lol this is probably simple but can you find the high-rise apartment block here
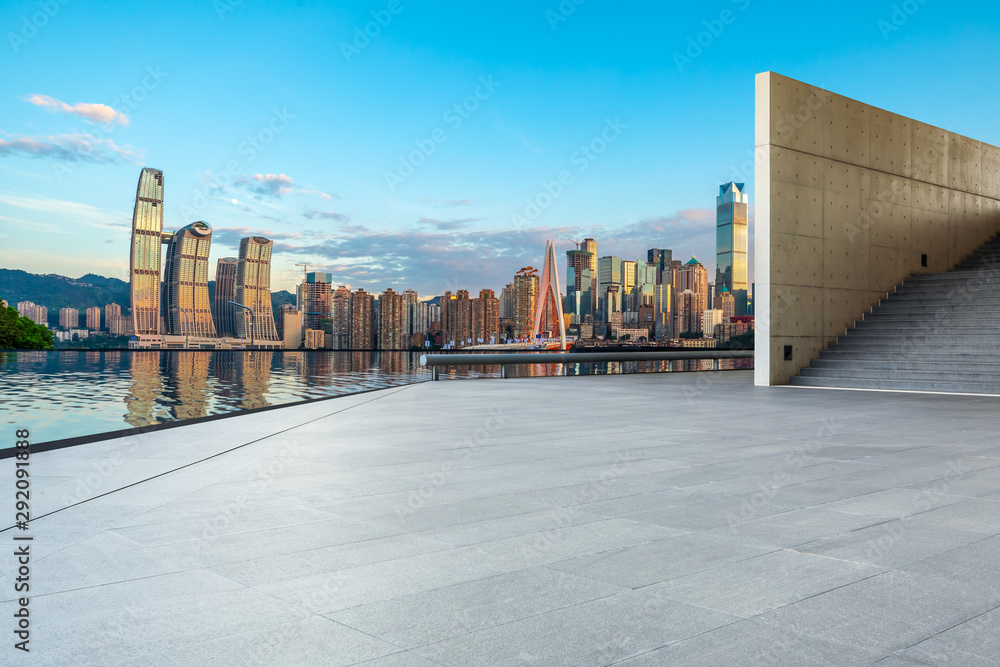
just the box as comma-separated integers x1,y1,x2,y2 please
500,284,515,319
304,329,324,350
378,288,407,349
275,302,295,339
350,289,375,350
163,221,216,337
472,289,500,343
331,285,352,349
86,307,101,330
702,309,725,336
513,269,538,340
675,290,698,335
283,309,303,350
716,181,749,315
678,257,709,323
302,272,333,332
59,307,79,329
714,287,736,321
104,303,121,329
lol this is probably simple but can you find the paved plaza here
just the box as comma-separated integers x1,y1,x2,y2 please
4,370,1000,665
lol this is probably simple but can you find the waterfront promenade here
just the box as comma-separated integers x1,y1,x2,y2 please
3,370,1000,665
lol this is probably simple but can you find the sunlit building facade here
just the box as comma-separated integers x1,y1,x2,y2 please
303,272,333,332
214,257,238,337
513,269,538,340
129,167,166,335
377,288,406,349
234,236,279,341
472,289,500,344
163,221,216,337
59,307,79,329
716,181,749,315
86,307,101,330
331,285,352,349
597,256,622,318
350,289,375,350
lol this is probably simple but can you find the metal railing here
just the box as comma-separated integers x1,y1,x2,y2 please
420,349,754,380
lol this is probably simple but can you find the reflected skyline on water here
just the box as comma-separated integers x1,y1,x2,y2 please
0,351,752,445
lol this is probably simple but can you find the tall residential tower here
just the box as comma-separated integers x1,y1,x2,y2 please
214,257,238,337
129,167,165,335
234,236,279,341
163,221,216,337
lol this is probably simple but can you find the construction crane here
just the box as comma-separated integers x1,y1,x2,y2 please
567,238,581,249
294,263,311,282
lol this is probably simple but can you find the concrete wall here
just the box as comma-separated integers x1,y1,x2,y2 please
755,71,1000,385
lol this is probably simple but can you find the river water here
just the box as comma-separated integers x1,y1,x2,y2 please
0,350,751,445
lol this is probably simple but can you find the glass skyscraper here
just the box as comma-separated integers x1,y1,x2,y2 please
235,236,279,341
716,182,749,315
129,167,165,335
163,221,216,337
597,256,622,317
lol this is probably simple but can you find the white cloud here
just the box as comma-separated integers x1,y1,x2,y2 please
0,132,141,163
23,94,129,126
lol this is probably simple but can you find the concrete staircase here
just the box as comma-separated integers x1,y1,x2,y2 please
790,233,1000,394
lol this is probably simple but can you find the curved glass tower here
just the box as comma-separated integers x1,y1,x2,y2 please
163,221,217,337
235,236,279,341
129,168,165,335
214,257,238,337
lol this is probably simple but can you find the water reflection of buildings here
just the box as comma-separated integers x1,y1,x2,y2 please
238,351,272,410
165,352,211,421
125,351,163,428
302,351,335,387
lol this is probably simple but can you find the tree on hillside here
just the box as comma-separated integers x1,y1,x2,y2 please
0,305,55,349
718,330,754,350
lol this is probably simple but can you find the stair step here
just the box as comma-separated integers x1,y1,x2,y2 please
905,269,1000,280
799,367,1000,383
789,375,1000,394
792,233,1000,393
810,359,1000,373
855,320,1000,329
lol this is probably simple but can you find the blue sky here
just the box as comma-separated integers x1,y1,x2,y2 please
1,0,998,295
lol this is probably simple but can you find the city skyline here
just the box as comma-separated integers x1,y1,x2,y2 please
3,3,999,295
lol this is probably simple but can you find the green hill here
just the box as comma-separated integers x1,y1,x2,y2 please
0,269,129,327
0,269,297,328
